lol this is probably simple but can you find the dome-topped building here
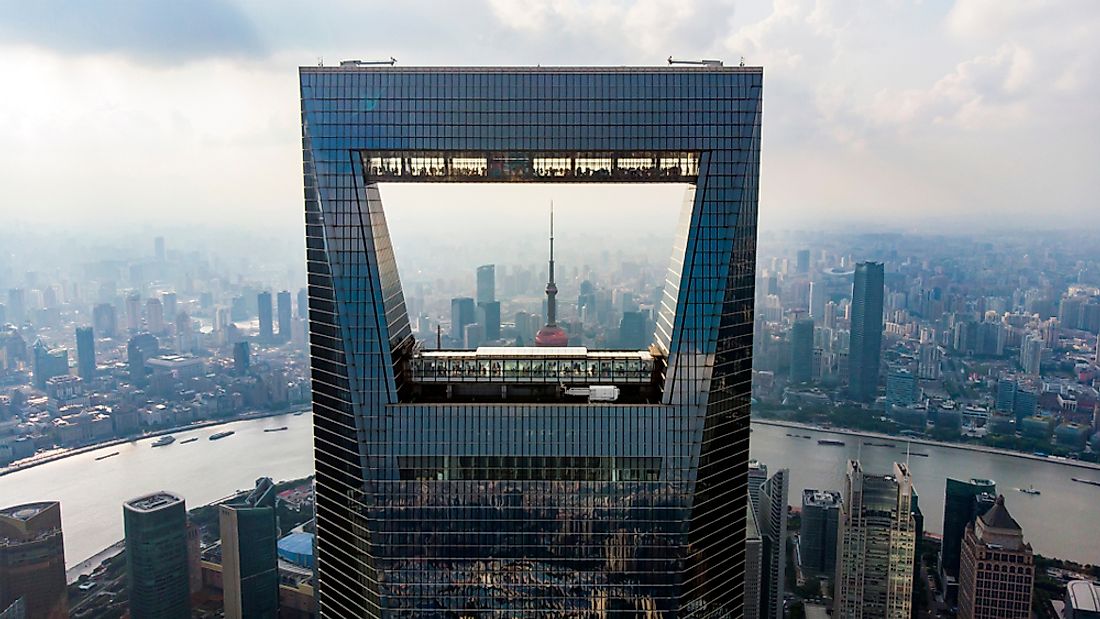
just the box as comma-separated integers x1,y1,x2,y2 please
535,204,569,347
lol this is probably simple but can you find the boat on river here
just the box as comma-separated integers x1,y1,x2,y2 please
818,439,846,446
1071,477,1100,488
151,436,175,447
95,452,119,461
1017,485,1041,495
264,427,288,433
209,431,235,441
180,437,199,444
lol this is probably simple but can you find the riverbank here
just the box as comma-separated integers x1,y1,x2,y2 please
0,405,310,478
753,418,1100,472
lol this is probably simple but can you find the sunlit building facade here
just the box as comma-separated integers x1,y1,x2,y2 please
300,64,762,617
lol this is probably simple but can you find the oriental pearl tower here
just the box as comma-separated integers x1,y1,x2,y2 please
535,203,569,347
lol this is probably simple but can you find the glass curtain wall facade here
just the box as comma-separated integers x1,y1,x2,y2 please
300,65,763,617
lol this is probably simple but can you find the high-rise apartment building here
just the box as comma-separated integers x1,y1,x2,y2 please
0,502,67,619
1020,334,1043,375
757,468,788,619
233,341,250,375
126,292,142,333
940,477,997,597
146,298,165,333
297,288,308,319
6,289,25,325
849,262,885,402
124,492,190,618
796,249,810,274
790,318,814,384
885,369,918,408
220,478,280,619
161,292,177,323
257,292,273,343
801,489,841,574
75,326,95,379
834,460,916,619
301,64,762,617
277,290,292,342
154,236,166,262
957,495,1033,619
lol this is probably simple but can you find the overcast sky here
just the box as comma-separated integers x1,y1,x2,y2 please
1,0,1097,236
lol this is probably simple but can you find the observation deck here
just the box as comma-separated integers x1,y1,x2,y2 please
404,346,664,404
362,151,699,183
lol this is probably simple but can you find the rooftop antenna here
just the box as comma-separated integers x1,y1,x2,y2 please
668,56,724,67
740,56,746,67
436,324,442,350
317,56,324,67
905,440,911,469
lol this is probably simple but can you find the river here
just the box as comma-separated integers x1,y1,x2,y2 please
1,413,1097,567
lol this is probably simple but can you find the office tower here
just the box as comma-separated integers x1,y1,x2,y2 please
476,264,495,305
849,262,884,402
940,478,997,599
790,318,814,383
0,599,24,619
1061,580,1100,618
0,304,6,326
0,502,67,619
884,369,917,408
477,300,501,341
75,326,95,379
126,292,142,332
463,322,483,349
92,303,118,338
449,297,475,342
535,207,569,347
6,289,24,324
124,492,190,618
796,249,810,274
155,236,166,261
233,341,250,375
619,310,648,349
31,340,68,389
277,290,292,342
748,459,768,515
297,288,308,319
744,503,762,619
834,461,916,619
221,478,279,619
995,378,1017,412
301,65,762,616
1013,388,1037,424
757,468,788,619
958,496,1033,619
257,292,273,342
801,489,841,574
127,332,159,387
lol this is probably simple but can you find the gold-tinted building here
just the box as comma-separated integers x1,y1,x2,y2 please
0,501,68,619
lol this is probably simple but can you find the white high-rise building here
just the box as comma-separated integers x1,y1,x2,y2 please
834,460,916,619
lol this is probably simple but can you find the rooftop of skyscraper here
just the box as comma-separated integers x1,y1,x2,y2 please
125,492,183,513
